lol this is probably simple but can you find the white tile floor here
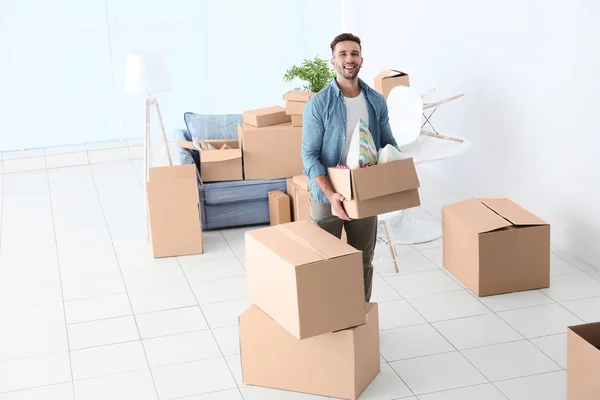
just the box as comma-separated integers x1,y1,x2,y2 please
0,160,599,400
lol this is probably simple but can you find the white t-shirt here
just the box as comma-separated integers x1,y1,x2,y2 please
340,91,369,166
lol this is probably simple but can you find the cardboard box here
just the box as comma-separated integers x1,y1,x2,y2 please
327,158,421,219
146,164,203,258
283,90,315,102
291,174,310,221
268,190,291,225
567,322,600,400
374,69,410,99
286,100,307,115
199,139,242,182
291,114,303,127
442,198,550,297
245,220,365,339
240,302,380,400
238,123,303,180
243,105,291,127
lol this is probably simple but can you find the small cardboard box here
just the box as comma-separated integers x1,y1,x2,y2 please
243,105,291,127
442,198,550,297
291,174,310,221
283,90,314,102
238,123,303,180
328,158,421,219
240,302,380,400
291,114,303,127
567,322,600,400
200,139,242,182
146,164,203,258
268,190,291,225
245,220,366,339
374,69,410,99
285,100,307,115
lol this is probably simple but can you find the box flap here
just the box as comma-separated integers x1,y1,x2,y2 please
246,221,359,267
201,149,241,163
478,198,548,226
292,175,309,191
351,158,420,201
443,198,512,233
149,164,197,181
327,167,353,200
375,69,408,80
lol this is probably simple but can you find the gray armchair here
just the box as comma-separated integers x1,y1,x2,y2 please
174,112,287,230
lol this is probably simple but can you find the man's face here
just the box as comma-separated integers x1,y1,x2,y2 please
331,41,363,81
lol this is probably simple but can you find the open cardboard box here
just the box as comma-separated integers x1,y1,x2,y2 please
239,302,380,400
568,322,600,400
442,198,550,296
328,158,421,219
179,139,242,182
245,220,366,340
374,69,410,99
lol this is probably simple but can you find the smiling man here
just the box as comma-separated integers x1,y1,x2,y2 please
301,33,399,302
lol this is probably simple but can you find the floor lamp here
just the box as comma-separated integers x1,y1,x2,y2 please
124,52,173,184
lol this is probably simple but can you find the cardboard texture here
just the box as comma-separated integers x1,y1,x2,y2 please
268,190,291,225
286,100,307,115
327,158,421,219
243,105,291,127
442,198,550,297
283,91,315,102
567,322,600,400
291,114,303,127
240,302,380,400
198,139,243,182
146,164,203,258
288,175,310,221
238,123,303,180
374,69,410,99
245,220,366,339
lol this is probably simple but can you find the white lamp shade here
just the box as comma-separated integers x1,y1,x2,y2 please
124,52,171,95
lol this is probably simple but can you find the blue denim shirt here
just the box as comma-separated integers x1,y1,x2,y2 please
301,78,399,204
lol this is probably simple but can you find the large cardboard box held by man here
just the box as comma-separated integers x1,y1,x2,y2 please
442,198,550,296
146,164,203,258
567,322,600,400
239,302,380,400
238,123,303,180
327,158,421,219
245,220,366,339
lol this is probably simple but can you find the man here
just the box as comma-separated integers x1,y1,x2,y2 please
301,33,399,302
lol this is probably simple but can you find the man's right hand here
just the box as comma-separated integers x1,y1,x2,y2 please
329,193,351,221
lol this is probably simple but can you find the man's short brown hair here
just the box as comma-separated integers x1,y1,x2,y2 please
330,33,362,54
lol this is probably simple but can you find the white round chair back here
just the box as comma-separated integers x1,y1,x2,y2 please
386,85,423,147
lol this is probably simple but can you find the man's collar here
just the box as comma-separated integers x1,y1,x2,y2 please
331,77,368,97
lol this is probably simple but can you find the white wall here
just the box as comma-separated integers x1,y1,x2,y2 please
0,0,340,151
345,0,600,267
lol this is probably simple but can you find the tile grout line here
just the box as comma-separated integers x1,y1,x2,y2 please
45,169,77,399
87,163,161,400
176,255,246,399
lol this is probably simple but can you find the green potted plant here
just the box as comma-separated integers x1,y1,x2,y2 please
284,56,336,93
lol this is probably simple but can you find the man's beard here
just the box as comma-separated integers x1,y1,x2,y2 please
337,63,360,80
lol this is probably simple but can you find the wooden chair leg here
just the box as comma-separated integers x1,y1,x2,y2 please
381,220,399,273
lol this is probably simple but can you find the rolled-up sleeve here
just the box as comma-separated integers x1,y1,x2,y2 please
301,98,327,179
379,99,399,150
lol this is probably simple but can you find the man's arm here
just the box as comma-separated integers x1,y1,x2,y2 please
301,97,350,220
379,99,399,150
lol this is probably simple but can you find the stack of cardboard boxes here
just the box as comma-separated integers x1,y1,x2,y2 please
239,220,380,400
284,91,314,127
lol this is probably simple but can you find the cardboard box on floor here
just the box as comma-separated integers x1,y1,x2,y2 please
237,123,303,180
268,190,291,225
328,158,421,219
240,302,380,400
146,164,203,258
442,198,550,296
243,105,291,128
567,322,600,400
245,220,365,339
374,69,410,99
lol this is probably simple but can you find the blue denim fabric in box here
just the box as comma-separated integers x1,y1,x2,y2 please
175,112,287,230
